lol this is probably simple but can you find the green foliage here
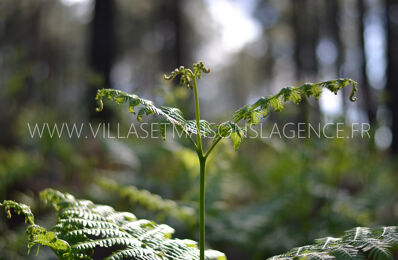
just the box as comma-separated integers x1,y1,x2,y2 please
228,78,357,149
1,200,34,224
163,61,210,88
269,226,398,260
27,225,70,257
96,177,195,224
1,200,70,257
0,148,43,196
1,189,226,260
97,62,357,152
95,89,212,139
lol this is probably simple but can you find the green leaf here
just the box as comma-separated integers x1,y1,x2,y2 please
160,121,167,140
311,84,323,98
290,89,302,104
137,107,146,122
27,225,71,256
36,189,227,260
217,122,233,138
269,226,398,260
269,97,284,112
249,110,262,125
96,89,212,138
230,132,242,151
185,120,213,136
1,200,35,224
232,78,357,128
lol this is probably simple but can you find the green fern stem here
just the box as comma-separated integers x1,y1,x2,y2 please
199,157,206,260
193,77,203,153
192,74,206,260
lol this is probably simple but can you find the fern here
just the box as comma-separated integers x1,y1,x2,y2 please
96,71,357,151
96,84,212,140
27,225,71,257
1,200,35,224
224,78,358,150
269,226,398,260
1,189,226,260
96,62,358,260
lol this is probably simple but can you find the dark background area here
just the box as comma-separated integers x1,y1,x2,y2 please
1,0,398,259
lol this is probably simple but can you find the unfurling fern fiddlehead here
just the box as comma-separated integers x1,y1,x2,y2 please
96,61,357,260
1,189,226,260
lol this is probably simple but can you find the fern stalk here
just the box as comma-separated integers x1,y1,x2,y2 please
193,76,203,153
192,74,207,260
199,158,206,260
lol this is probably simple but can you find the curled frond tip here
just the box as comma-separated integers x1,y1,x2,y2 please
95,89,105,112
349,81,358,102
163,62,210,88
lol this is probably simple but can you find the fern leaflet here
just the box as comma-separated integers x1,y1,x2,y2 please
269,226,398,260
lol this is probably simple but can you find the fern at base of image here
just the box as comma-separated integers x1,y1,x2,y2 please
2,191,398,260
1,189,226,260
269,227,398,260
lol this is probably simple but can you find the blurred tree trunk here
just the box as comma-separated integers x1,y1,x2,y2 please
329,0,343,74
158,0,196,116
328,0,347,111
0,2,43,146
386,0,398,153
293,0,318,81
87,0,115,120
292,0,319,123
159,0,184,72
358,0,376,125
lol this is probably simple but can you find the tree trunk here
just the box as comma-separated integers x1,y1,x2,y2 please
88,0,115,120
358,0,376,125
292,0,319,123
159,0,184,72
328,0,347,111
386,0,398,153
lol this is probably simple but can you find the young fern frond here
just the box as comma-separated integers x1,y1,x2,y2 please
163,61,210,88
1,201,71,257
1,200,35,224
218,78,358,150
1,189,226,260
96,62,212,143
95,89,212,141
27,225,71,257
96,62,358,260
232,78,357,124
269,226,398,260
96,62,357,153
